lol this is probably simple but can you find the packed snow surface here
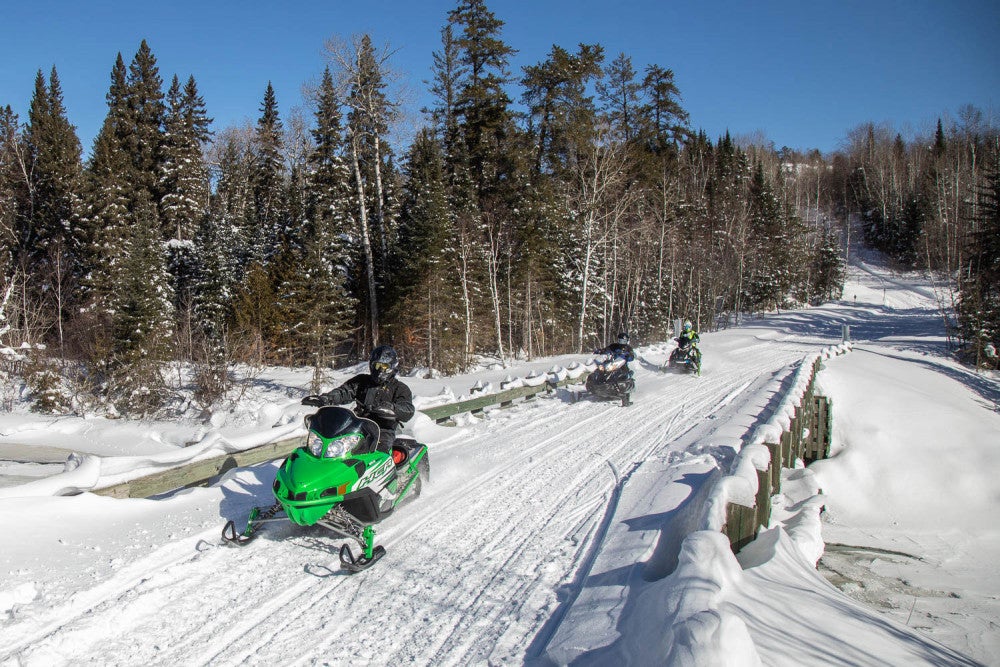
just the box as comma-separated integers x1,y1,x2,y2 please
1,256,997,666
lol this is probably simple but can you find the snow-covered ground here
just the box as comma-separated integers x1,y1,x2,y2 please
1,256,997,666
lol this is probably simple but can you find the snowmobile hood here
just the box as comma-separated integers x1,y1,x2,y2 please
273,449,393,525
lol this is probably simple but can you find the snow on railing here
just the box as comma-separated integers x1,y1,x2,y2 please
416,361,593,424
0,362,598,499
700,342,853,551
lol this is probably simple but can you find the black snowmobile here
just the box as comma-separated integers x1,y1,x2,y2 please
667,339,702,375
585,352,636,407
222,406,429,572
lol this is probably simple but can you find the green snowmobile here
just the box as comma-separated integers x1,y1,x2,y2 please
222,406,430,572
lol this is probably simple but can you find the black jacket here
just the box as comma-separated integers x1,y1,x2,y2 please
596,342,635,362
321,374,416,434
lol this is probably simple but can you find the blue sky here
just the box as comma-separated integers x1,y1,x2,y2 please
2,0,997,156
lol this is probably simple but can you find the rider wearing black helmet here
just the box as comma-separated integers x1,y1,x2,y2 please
302,345,416,453
595,331,636,362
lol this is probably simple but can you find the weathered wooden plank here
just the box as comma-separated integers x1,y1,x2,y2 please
765,442,781,493
726,503,757,553
92,436,301,499
419,372,589,423
91,371,595,499
755,466,772,530
821,396,833,458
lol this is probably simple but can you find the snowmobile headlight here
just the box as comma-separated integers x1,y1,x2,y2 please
307,432,325,457
604,357,626,371
323,433,363,458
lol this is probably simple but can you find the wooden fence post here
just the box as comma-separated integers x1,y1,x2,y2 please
766,442,781,493
756,466,772,530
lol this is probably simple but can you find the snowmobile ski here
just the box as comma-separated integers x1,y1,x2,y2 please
221,502,284,545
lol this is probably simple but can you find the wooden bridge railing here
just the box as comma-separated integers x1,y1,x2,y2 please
715,343,851,552
92,365,593,499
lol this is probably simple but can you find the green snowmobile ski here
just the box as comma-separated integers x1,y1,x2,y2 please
222,406,429,572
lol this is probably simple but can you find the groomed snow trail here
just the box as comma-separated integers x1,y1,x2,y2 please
2,315,837,666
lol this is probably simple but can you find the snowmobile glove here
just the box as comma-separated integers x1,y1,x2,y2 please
301,395,326,406
319,387,354,406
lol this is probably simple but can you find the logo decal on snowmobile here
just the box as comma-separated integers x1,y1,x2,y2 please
355,457,393,491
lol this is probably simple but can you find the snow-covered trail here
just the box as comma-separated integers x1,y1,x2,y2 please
1,316,832,665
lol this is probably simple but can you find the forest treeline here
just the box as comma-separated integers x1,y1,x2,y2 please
1,0,998,416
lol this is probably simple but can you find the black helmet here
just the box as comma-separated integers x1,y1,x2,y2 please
617,331,630,345
369,345,400,384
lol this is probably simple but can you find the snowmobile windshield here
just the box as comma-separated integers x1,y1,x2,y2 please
304,406,379,457
598,356,626,371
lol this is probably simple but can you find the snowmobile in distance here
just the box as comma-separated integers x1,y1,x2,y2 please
667,339,702,375
585,352,636,407
222,406,429,572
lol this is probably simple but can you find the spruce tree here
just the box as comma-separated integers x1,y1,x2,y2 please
810,226,846,303
448,0,517,202
24,67,85,349
83,54,132,308
160,74,211,242
211,130,254,281
746,162,790,310
124,40,166,207
251,82,286,261
0,106,25,279
388,129,464,370
307,68,352,240
958,148,1000,366
160,75,212,351
107,191,174,415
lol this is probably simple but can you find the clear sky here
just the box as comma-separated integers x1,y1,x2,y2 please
2,0,997,156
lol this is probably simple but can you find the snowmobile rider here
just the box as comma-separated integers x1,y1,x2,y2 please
302,345,415,453
676,320,700,350
595,332,636,362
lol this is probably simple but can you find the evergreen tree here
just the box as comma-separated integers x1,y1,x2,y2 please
210,129,254,280
810,226,845,303
22,68,85,350
745,162,791,310
160,74,211,242
0,106,26,280
26,68,84,263
273,224,355,367
640,64,690,150
124,40,166,207
427,24,466,155
305,69,350,237
82,54,132,307
958,147,1000,366
250,82,286,263
448,0,517,202
160,75,212,350
388,129,464,370
106,192,174,415
597,53,641,142
521,43,604,176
